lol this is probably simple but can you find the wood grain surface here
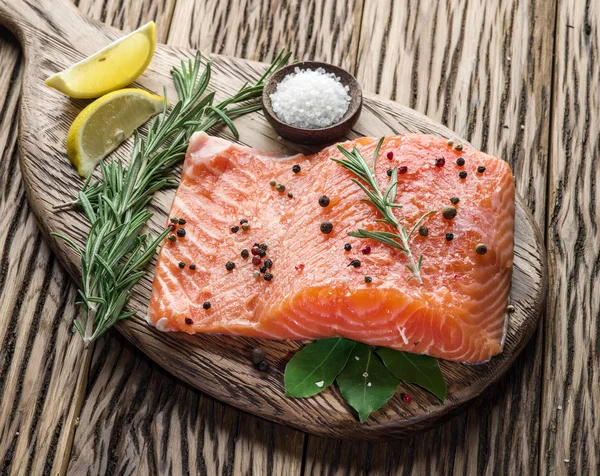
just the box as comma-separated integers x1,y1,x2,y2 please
0,0,546,441
0,0,594,473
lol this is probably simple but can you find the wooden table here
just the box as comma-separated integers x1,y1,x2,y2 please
0,0,596,474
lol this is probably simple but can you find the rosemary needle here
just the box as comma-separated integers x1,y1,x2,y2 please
53,51,291,345
331,138,435,285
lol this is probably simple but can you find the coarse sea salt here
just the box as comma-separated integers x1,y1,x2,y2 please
270,67,351,129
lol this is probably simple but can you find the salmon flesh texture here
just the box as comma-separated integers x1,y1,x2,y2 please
147,132,515,364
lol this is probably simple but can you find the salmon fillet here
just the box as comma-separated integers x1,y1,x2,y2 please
147,132,514,363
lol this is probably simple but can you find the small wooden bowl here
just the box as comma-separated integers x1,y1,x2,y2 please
262,61,363,145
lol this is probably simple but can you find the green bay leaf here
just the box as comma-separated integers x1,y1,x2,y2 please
285,338,356,398
376,348,447,402
336,343,399,422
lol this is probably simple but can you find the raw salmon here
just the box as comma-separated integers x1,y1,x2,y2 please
147,132,514,363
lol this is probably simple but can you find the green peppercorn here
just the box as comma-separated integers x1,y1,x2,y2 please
450,196,460,204
475,243,488,255
253,271,260,278
226,261,235,271
447,139,454,146
276,183,286,192
455,143,463,151
241,223,250,231
507,305,515,313
418,226,428,237
320,221,333,234
170,217,178,224
168,234,176,242
442,206,457,220
269,179,276,186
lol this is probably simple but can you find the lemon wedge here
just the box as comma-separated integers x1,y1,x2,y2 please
67,88,165,177
45,22,156,98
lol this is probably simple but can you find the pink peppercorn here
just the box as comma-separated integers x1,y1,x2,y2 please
387,151,394,160
399,166,408,174
435,157,445,167
295,264,305,271
402,393,412,403
361,246,371,255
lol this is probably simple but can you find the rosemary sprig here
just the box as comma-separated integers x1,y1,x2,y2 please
54,51,291,345
331,138,435,285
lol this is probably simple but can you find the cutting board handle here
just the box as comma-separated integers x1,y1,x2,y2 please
0,0,79,48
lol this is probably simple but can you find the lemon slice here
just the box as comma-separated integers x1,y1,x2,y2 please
45,22,156,98
67,88,165,177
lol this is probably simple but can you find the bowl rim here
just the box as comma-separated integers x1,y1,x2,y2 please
262,60,363,133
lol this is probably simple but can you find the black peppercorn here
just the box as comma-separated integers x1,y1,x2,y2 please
320,221,333,234
477,165,486,173
264,259,273,269
365,276,373,284
344,243,352,251
231,225,240,233
251,348,265,364
178,218,187,225
445,233,454,241
240,219,248,224
456,157,465,166
386,168,393,177
264,272,273,281
177,228,186,237
241,249,249,259
185,318,193,325
318,195,330,207
189,264,196,271
258,248,266,257
442,206,457,220
178,262,186,269
418,226,428,237
348,259,361,268
203,301,211,310
225,261,235,271
459,171,468,179
450,196,460,204
292,164,301,174
475,243,488,255
257,360,270,372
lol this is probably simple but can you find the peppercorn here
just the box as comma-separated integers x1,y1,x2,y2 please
459,171,468,179
259,243,268,250
225,261,235,271
387,151,394,160
241,223,250,231
435,157,445,167
231,225,240,233
320,221,333,234
276,183,286,192
251,348,265,364
170,217,178,224
456,157,465,166
264,272,273,281
450,196,460,204
402,393,412,403
178,262,185,269
507,305,515,313
365,276,373,284
445,233,454,241
240,219,248,224
257,360,270,372
203,301,211,310
251,247,259,256
348,259,361,268
178,218,187,225
189,264,196,271
292,164,301,174
361,246,371,255
177,228,186,237
442,206,457,220
454,143,463,151
447,139,454,146
287,192,294,198
475,243,488,255
318,195,330,207
418,226,428,237
259,265,267,273
168,234,176,242
252,256,262,266
477,165,486,173
185,318,193,325
269,179,276,186
344,243,352,251
241,249,249,259
386,168,393,177
257,248,266,257
399,166,408,174
253,271,260,278
264,259,273,269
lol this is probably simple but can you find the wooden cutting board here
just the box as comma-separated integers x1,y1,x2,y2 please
0,0,547,440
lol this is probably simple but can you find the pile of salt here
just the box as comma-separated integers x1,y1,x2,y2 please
270,67,351,129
